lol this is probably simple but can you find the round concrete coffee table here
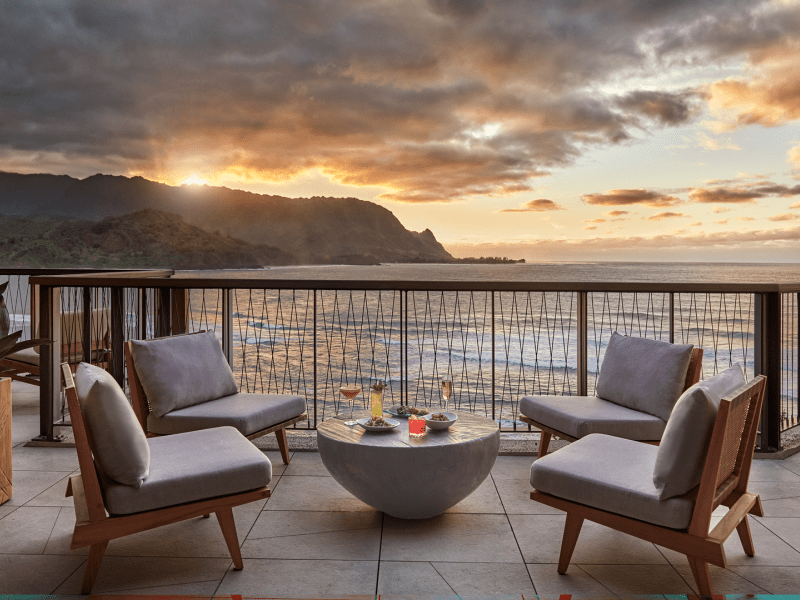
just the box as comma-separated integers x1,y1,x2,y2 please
317,411,500,519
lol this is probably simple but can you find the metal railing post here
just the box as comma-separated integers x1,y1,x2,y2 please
313,289,318,428
491,291,496,421
404,290,409,406
154,289,171,337
137,288,148,340
35,285,61,442
754,292,782,450
221,289,233,365
669,292,675,344
399,290,404,406
81,286,92,363
110,287,125,387
171,288,188,335
577,291,588,396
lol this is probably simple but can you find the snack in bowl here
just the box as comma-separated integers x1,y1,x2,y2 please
396,405,429,416
423,411,457,430
366,416,391,427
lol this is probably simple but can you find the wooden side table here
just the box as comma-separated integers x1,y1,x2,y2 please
0,377,10,504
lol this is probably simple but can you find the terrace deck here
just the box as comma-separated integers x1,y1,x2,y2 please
3,380,800,598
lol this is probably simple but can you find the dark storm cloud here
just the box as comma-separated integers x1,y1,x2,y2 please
616,91,700,125
0,0,796,201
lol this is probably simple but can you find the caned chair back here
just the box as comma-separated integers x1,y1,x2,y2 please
688,374,765,536
684,347,704,390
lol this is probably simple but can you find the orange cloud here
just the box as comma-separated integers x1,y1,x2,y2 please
689,182,800,204
581,189,682,207
604,210,629,217
769,213,800,221
584,218,606,224
499,198,565,212
646,211,688,221
715,219,728,225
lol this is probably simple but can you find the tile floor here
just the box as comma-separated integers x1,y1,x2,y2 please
4,381,800,598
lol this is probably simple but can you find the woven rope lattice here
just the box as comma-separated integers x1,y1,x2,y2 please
716,399,750,488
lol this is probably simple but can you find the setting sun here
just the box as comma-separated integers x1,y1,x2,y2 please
181,174,209,186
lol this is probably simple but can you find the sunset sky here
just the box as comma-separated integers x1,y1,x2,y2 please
2,0,800,261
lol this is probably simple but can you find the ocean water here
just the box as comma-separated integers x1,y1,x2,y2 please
182,261,800,284
177,262,800,428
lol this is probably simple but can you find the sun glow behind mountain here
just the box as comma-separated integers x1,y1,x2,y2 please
181,175,210,186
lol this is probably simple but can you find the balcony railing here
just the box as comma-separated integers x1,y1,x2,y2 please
8,269,799,451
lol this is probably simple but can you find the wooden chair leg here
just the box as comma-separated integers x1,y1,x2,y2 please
203,513,210,518
81,540,109,594
557,512,583,574
737,516,756,556
688,557,713,598
538,431,552,459
275,427,291,464
216,507,243,570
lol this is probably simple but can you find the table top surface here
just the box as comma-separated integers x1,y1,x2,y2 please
317,410,499,448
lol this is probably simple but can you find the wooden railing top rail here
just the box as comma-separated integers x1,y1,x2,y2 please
28,272,800,293
0,268,170,276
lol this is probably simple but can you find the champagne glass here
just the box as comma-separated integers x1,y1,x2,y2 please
441,380,452,412
339,385,361,426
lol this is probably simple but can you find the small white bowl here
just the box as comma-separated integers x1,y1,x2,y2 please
423,411,458,430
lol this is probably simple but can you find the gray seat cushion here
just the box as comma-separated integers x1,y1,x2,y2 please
531,434,695,530
520,395,667,440
147,392,307,436
129,331,238,417
101,426,272,515
4,348,39,366
5,347,107,367
74,363,150,488
595,333,694,421
653,364,746,500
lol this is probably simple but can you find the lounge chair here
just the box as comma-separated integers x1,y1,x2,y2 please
62,362,272,594
530,365,765,597
124,330,307,464
519,333,703,457
0,308,111,385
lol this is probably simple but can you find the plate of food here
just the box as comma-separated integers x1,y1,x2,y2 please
357,416,400,432
385,405,430,418
423,411,458,430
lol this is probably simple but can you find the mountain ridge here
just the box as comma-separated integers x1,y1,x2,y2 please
0,171,453,264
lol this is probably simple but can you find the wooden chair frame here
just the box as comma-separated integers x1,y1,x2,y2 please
521,347,704,458
124,337,307,464
61,364,270,594
530,374,766,598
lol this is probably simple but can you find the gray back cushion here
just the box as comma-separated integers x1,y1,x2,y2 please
130,331,238,418
653,364,746,500
74,363,150,488
595,332,694,421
